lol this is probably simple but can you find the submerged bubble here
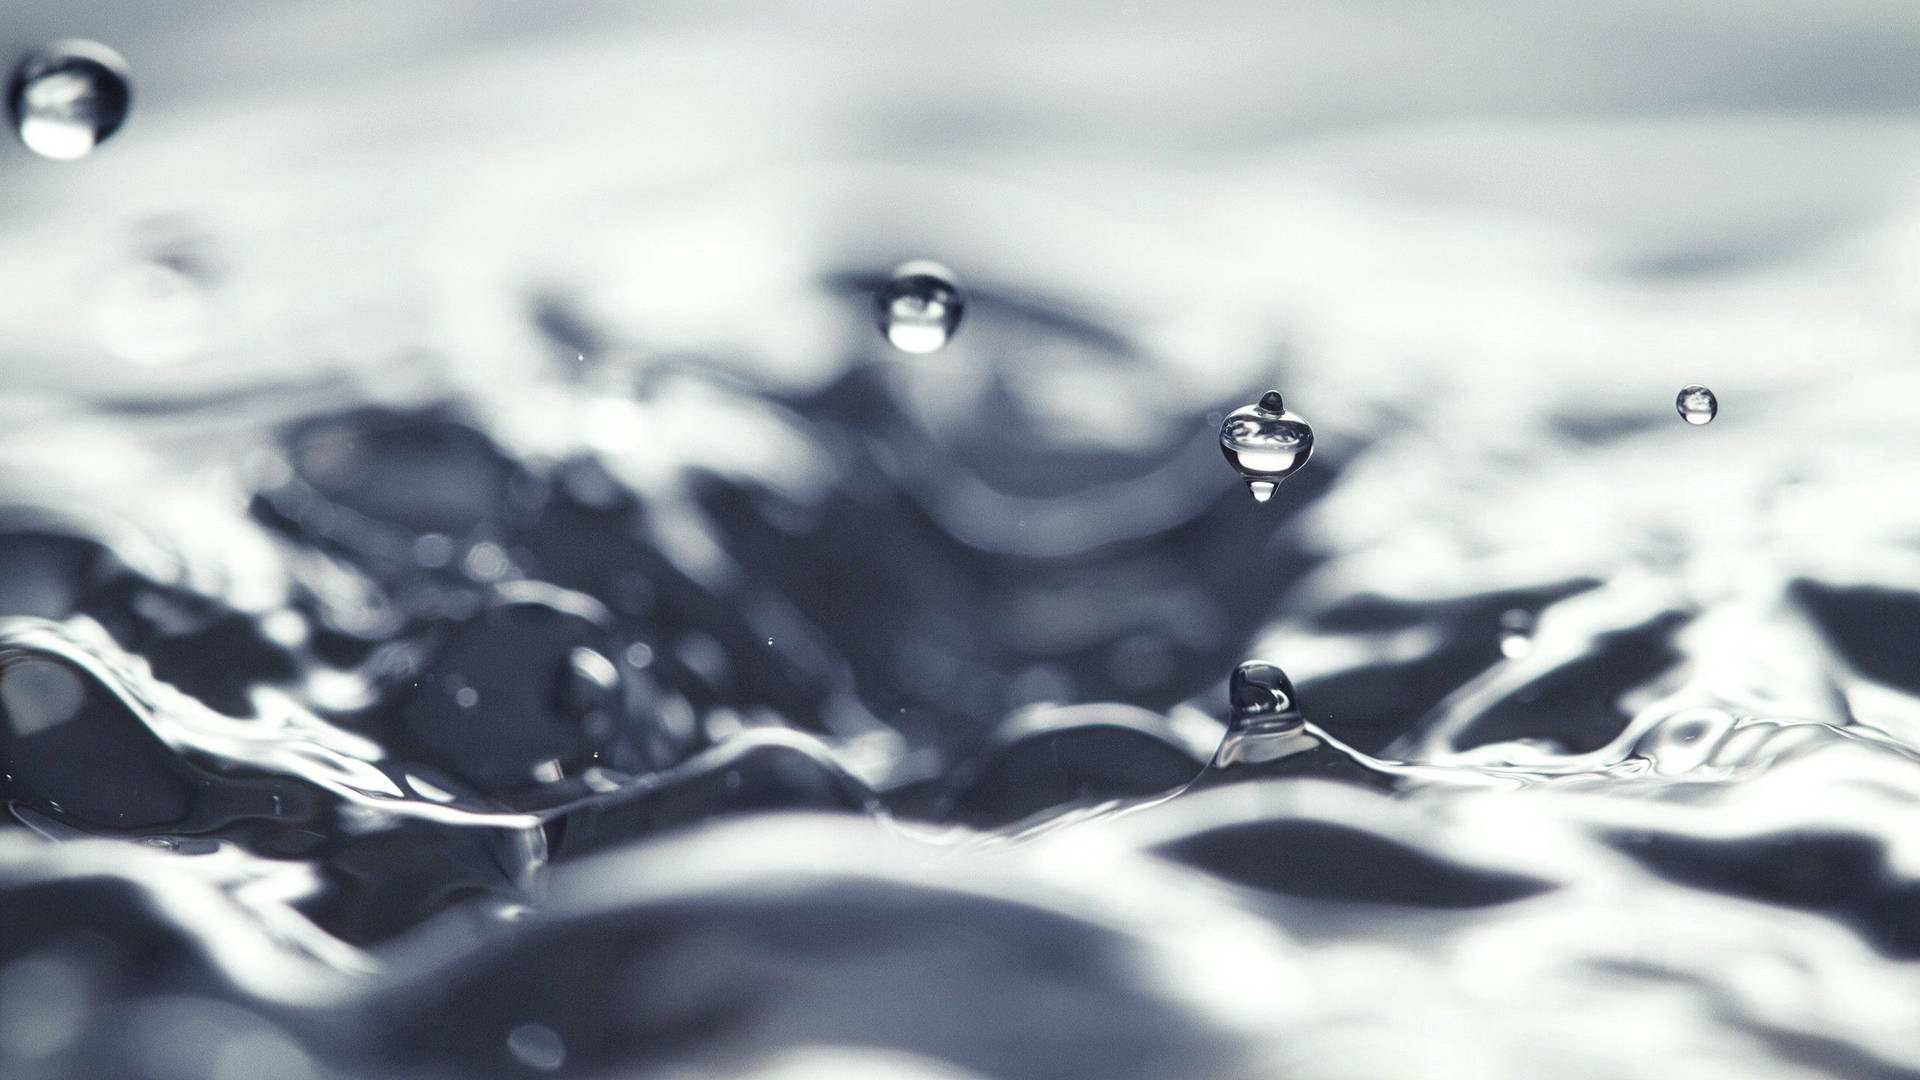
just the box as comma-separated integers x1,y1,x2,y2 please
1228,660,1302,729
1219,390,1314,502
1675,384,1717,426
7,41,131,160
874,260,964,354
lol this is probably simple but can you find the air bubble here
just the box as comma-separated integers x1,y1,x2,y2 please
1676,384,1717,426
1220,391,1314,502
874,260,964,354
8,41,131,160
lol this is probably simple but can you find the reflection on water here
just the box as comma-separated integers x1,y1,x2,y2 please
2,8,1920,1078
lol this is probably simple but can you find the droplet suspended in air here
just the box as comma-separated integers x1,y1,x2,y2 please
1228,660,1302,730
505,1023,566,1072
7,41,132,160
1219,390,1314,502
874,260,964,354
1498,608,1534,659
1675,384,1717,426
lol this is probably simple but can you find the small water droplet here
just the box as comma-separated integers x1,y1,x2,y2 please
8,41,131,160
556,646,618,717
1229,660,1301,729
1220,391,1314,502
1676,384,1717,426
875,260,964,354
1498,608,1534,659
505,1023,565,1072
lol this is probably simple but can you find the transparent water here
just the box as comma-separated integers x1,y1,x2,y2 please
6,41,131,161
1,13,1918,1080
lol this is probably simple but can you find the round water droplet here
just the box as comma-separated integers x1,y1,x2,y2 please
1229,660,1301,729
1675,384,1717,426
1220,391,1314,502
874,260,964,354
7,41,131,160
1498,608,1534,659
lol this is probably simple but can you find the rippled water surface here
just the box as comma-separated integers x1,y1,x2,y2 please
4,8,1920,1078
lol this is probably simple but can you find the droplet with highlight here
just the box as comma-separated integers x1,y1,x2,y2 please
1676,384,1717,426
1498,609,1534,659
874,260,964,354
1219,391,1314,502
1229,660,1302,729
8,41,131,160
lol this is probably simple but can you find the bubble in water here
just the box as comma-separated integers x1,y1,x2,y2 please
874,260,964,354
7,41,132,160
1228,660,1302,729
1219,391,1314,502
1675,384,1717,426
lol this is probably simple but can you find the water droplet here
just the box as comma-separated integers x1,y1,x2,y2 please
505,1023,566,1072
1498,609,1534,659
1228,660,1302,729
7,41,131,160
874,260,964,354
1220,391,1314,501
1676,384,1717,426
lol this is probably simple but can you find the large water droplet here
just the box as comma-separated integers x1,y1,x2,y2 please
874,260,964,354
7,41,131,160
1229,660,1302,729
1676,384,1717,426
1220,391,1314,502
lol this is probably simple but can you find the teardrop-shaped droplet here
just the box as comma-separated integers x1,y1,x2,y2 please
1220,391,1314,501
1675,384,1717,426
874,260,964,354
1228,660,1301,730
7,41,131,160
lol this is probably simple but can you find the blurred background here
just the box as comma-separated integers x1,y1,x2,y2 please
0,4,1919,1079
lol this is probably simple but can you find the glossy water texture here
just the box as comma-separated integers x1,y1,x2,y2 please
1677,384,1719,425
0,73,1916,1077
1220,391,1314,502
875,260,965,354
6,41,131,160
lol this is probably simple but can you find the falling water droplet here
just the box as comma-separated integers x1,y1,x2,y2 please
1220,391,1314,502
1676,384,1717,426
874,260,964,354
1229,660,1302,730
7,41,131,160
1498,609,1534,659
